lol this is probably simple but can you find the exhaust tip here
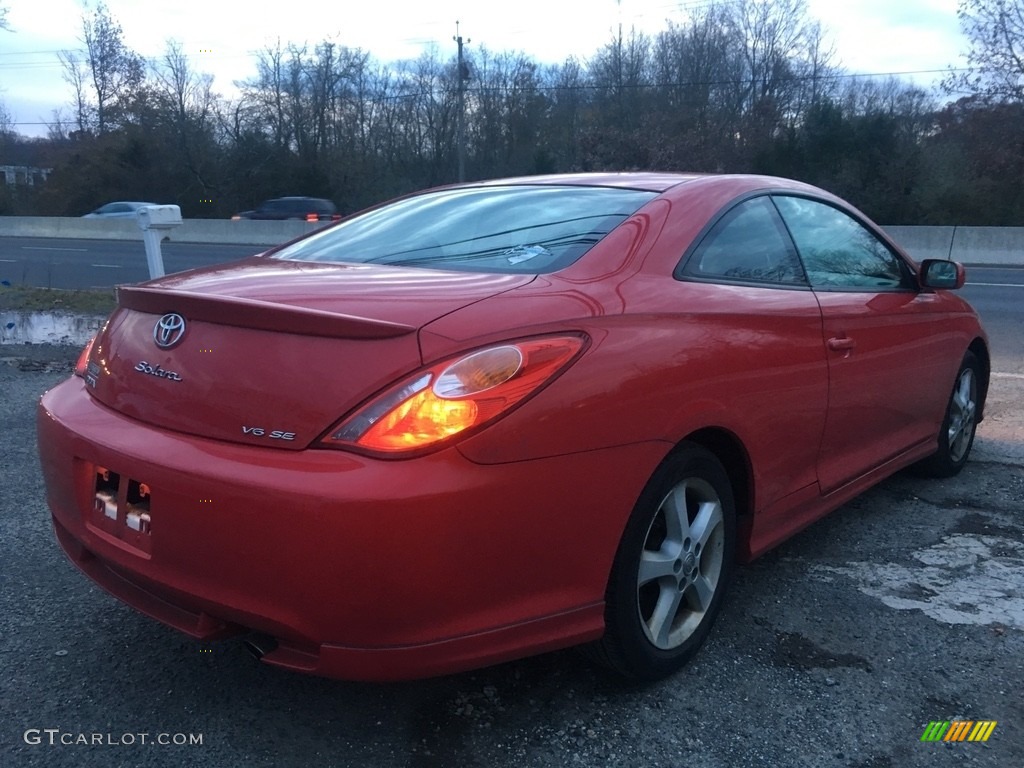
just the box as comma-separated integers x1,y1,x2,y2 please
242,633,278,660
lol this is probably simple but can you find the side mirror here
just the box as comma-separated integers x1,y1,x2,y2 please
920,259,965,290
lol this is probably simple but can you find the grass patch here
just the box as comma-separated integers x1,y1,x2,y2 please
0,285,116,314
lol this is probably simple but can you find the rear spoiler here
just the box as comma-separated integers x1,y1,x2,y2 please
118,286,416,340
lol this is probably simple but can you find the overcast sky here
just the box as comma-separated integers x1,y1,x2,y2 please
1,0,967,138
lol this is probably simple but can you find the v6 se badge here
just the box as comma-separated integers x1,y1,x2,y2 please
242,426,297,441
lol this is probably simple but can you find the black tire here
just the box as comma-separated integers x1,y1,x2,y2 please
913,352,981,478
590,443,736,681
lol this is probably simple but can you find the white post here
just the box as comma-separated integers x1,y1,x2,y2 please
135,205,183,280
141,228,166,278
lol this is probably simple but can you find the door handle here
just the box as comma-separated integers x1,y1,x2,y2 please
827,336,856,352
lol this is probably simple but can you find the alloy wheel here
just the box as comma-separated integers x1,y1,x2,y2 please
636,477,726,650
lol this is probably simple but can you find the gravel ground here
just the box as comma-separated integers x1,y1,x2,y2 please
2,343,1021,768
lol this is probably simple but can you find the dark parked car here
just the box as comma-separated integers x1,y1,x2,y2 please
40,173,988,682
232,196,340,222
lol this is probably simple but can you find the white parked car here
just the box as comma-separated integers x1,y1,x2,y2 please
83,202,159,218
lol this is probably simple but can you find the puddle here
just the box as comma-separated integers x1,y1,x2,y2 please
1,312,105,346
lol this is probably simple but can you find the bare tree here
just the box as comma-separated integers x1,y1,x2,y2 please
792,20,839,110
945,0,1024,101
151,40,219,193
57,51,93,133
244,41,291,148
466,48,547,176
400,48,459,182
735,0,814,113
545,57,586,169
84,3,144,130
590,26,653,129
652,9,745,132
0,100,12,134
58,3,145,133
0,98,13,174
153,41,215,128
340,49,381,161
47,108,73,141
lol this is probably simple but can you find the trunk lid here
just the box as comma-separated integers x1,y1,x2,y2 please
85,257,533,449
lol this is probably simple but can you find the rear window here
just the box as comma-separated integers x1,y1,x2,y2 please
271,185,657,273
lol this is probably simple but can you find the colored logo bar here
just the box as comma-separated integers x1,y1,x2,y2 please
921,721,997,742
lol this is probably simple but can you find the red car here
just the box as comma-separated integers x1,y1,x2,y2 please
37,173,989,681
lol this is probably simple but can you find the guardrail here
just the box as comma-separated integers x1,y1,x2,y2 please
1,217,1023,265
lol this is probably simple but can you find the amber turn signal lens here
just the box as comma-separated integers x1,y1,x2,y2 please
358,389,479,450
74,336,96,378
322,335,586,455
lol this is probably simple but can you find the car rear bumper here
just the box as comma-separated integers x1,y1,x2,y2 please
37,377,665,680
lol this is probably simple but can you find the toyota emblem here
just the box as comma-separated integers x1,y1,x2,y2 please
153,313,187,349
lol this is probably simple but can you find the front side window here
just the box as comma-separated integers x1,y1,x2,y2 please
681,196,806,286
773,196,908,290
272,186,657,273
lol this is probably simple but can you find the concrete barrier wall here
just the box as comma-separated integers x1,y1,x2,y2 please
2,217,1023,265
883,226,1024,266
0,217,324,246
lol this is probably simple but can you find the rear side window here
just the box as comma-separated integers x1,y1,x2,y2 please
681,196,806,286
272,186,657,273
773,196,908,290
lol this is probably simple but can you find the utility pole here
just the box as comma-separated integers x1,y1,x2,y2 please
453,21,470,182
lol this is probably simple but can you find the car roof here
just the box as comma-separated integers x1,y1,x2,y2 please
472,172,707,192
461,172,838,197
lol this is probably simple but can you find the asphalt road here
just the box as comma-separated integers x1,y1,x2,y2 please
962,267,1024,371
1,253,1022,768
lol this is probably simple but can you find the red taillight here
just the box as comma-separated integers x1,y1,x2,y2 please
74,336,96,378
320,335,587,455
305,212,318,222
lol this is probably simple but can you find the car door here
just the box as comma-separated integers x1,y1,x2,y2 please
773,195,957,493
677,195,829,510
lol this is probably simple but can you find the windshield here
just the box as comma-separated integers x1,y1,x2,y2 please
271,185,657,273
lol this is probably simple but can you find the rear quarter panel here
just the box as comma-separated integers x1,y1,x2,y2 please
426,180,831,517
